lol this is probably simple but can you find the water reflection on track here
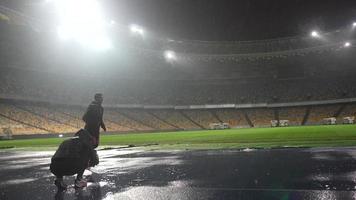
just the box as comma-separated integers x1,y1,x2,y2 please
1,147,356,200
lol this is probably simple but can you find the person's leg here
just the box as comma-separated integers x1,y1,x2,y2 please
52,167,67,190
51,158,77,190
55,175,63,181
54,176,67,190
84,128,99,148
89,150,99,167
76,168,85,181
75,161,88,188
75,170,87,188
92,136,99,149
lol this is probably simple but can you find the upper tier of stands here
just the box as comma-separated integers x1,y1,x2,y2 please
1,66,356,105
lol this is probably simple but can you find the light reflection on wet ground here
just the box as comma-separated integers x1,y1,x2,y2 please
1,147,356,200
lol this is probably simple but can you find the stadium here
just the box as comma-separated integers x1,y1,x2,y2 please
1,0,356,199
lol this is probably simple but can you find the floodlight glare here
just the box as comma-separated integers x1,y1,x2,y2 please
164,50,176,61
311,31,319,38
344,42,351,47
353,22,356,27
54,0,112,51
57,25,71,40
130,24,144,36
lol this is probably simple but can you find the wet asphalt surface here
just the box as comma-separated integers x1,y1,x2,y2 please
1,147,356,200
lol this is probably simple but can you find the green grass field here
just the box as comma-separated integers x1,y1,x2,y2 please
2,125,356,150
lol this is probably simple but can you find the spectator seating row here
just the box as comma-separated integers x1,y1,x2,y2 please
1,101,356,135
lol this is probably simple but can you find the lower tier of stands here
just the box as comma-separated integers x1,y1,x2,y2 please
1,100,356,136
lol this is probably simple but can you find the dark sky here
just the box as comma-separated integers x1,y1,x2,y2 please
3,0,356,41
105,0,356,41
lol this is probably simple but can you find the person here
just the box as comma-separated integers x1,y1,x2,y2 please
82,93,106,148
50,129,99,190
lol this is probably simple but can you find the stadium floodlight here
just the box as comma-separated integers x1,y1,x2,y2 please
353,22,356,28
164,50,176,61
310,31,319,38
344,42,351,47
54,0,112,51
130,24,145,36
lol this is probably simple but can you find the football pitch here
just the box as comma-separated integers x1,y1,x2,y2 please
2,125,356,150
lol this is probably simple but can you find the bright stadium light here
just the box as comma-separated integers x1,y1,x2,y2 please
130,24,145,36
353,22,356,27
344,42,351,47
54,0,112,51
164,50,176,61
311,31,319,38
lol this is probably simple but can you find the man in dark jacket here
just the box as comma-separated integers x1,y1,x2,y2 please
50,129,99,190
82,93,106,148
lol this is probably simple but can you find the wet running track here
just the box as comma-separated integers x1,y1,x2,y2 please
1,147,356,200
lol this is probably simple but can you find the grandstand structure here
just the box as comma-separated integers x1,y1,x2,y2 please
1,4,356,136
1,98,356,136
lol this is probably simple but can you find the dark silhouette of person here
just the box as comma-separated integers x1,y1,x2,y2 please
50,129,98,190
82,93,106,148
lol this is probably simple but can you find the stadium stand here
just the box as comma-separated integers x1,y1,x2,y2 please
19,104,81,129
246,108,275,127
182,110,222,129
336,104,356,123
118,109,177,130
1,66,356,105
1,98,356,135
1,20,356,136
105,110,153,131
306,105,341,125
0,114,47,135
0,102,65,134
215,109,249,128
278,107,306,126
150,110,201,130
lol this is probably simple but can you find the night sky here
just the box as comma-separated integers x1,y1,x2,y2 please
105,0,356,41
3,0,356,41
